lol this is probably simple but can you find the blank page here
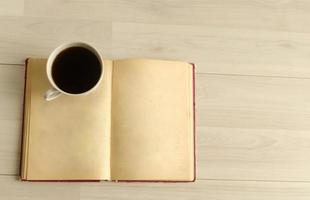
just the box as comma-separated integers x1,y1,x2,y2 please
21,59,112,180
110,59,194,181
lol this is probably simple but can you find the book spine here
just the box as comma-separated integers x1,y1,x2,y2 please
20,59,29,180
192,63,196,182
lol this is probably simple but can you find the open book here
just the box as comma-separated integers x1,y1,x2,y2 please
20,58,195,182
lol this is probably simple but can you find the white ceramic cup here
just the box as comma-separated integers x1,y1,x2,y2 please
45,42,104,101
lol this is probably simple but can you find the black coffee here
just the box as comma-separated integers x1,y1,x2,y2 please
52,47,101,94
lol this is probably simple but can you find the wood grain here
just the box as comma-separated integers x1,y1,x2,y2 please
24,0,310,32
197,74,310,131
18,0,310,77
0,0,23,16
0,176,80,200
1,16,310,76
25,0,110,21
0,65,24,120
0,65,24,174
197,74,310,180
80,180,310,200
0,120,22,175
0,16,111,64
3,176,310,200
111,22,310,76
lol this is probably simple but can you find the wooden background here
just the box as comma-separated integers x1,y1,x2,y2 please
2,0,310,199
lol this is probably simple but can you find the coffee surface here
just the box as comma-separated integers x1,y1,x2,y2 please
52,47,101,94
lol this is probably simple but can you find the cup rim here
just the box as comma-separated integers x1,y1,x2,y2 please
46,42,104,96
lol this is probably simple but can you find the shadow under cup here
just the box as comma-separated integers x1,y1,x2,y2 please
51,46,102,94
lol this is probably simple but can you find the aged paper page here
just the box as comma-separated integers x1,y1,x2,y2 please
23,59,112,180
111,59,194,181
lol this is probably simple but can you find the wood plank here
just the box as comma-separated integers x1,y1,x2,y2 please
198,74,310,181
0,65,24,174
199,127,310,181
0,16,111,64
23,0,310,77
25,0,110,20
0,0,24,16
3,175,310,200
0,120,22,174
0,176,79,200
24,0,310,32
112,22,310,76
80,179,310,200
0,65,24,120
107,0,310,33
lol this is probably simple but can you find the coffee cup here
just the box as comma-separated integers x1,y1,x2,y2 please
45,42,104,101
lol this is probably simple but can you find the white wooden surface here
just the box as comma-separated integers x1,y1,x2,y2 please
2,0,310,199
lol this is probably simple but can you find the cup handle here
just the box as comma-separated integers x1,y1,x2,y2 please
44,88,62,101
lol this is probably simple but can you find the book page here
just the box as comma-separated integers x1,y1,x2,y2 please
22,59,112,180
110,59,194,181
